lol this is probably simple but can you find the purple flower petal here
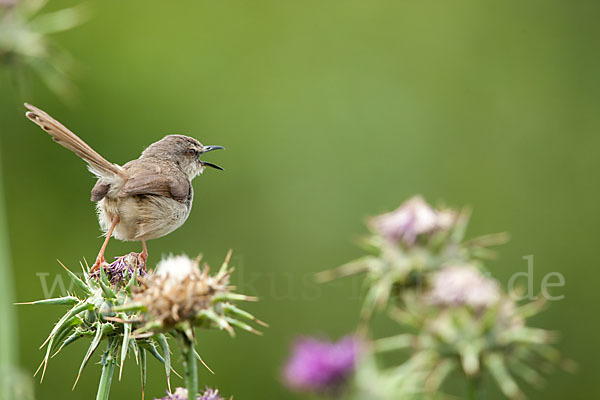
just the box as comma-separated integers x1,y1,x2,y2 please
284,336,358,393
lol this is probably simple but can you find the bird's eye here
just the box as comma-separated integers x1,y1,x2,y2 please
188,149,197,156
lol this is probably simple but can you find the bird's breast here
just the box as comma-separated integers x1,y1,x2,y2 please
97,192,193,241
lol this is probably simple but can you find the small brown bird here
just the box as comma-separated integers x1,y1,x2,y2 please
24,103,224,269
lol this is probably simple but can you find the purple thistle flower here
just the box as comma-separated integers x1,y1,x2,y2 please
91,252,147,286
370,196,455,245
428,265,500,309
155,387,225,400
284,336,358,393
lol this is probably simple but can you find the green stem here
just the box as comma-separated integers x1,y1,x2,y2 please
182,336,198,400
96,339,117,400
0,146,18,400
467,376,480,400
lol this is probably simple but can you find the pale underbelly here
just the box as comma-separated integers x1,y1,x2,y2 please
97,195,191,241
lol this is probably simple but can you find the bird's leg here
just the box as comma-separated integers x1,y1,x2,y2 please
139,238,148,269
91,216,119,272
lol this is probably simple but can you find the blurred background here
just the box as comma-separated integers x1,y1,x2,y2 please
1,0,599,399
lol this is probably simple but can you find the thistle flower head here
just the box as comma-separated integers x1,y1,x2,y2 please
133,255,229,329
378,273,559,399
369,196,455,246
284,336,359,394
132,252,264,337
91,252,147,286
317,195,507,323
156,387,227,400
155,254,197,285
428,264,500,309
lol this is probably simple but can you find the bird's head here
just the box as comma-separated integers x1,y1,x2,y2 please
142,134,224,179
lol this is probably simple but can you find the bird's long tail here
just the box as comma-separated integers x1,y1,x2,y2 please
25,103,127,180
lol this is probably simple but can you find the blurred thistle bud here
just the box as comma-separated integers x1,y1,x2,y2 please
283,336,359,395
369,196,454,246
428,264,500,309
377,279,560,398
156,387,228,400
317,195,507,323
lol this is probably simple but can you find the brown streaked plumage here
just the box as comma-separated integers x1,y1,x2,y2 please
24,103,224,269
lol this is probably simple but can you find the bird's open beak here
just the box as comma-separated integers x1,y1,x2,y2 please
201,161,224,171
200,145,225,170
201,145,225,153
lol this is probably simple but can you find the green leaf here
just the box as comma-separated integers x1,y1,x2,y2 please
155,333,173,391
424,359,457,393
72,322,106,389
225,316,262,335
510,359,545,388
29,4,89,35
212,292,258,303
119,320,131,380
57,260,91,296
16,296,79,306
129,339,139,365
40,301,92,349
484,353,523,399
52,330,83,357
374,334,414,352
223,303,268,327
216,249,233,279
197,310,233,336
139,348,147,397
98,266,116,299
111,302,146,313
125,269,138,292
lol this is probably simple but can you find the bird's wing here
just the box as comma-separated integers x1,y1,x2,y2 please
91,179,110,202
117,169,190,201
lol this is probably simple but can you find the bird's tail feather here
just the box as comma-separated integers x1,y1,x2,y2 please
24,103,127,181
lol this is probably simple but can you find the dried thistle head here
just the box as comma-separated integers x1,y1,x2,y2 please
133,254,230,328
131,251,266,338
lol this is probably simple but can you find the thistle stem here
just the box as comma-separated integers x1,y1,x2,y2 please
96,338,117,400
181,336,198,400
467,376,480,400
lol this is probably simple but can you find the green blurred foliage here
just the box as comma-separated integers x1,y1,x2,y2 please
1,0,599,399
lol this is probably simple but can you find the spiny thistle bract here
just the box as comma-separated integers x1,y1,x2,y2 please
18,250,264,400
316,195,508,322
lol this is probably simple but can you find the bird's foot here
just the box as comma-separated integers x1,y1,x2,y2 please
137,252,148,271
90,255,108,273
